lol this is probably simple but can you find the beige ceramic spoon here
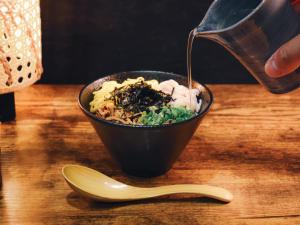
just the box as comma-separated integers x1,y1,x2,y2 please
62,165,233,203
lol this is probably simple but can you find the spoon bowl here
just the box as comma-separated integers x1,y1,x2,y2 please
62,165,233,203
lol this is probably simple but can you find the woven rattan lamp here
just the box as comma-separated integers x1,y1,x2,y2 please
0,0,42,122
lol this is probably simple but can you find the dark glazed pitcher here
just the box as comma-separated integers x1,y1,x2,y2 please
196,0,300,94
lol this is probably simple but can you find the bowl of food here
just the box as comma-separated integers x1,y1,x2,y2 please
78,71,213,177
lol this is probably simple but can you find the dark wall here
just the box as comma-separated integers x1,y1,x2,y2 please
40,0,256,84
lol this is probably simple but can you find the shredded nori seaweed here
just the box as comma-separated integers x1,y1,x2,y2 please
110,81,172,113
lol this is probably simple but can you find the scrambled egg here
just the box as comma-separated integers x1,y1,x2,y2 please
90,77,159,113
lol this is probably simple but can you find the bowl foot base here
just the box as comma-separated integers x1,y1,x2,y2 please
122,166,172,178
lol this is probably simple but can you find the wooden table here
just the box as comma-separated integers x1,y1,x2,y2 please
1,84,300,225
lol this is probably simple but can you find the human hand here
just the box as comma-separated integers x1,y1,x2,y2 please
265,1,300,78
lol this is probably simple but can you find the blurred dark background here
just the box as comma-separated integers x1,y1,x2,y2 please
40,0,257,84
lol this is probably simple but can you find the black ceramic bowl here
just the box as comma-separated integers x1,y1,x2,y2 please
78,71,213,177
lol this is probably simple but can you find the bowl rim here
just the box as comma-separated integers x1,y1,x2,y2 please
78,70,214,129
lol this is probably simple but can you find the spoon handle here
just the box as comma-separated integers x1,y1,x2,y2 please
140,185,233,203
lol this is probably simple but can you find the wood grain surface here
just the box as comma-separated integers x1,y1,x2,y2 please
1,84,300,225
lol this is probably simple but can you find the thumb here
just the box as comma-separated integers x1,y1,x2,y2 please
265,35,300,78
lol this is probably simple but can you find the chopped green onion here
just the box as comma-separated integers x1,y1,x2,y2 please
139,106,195,126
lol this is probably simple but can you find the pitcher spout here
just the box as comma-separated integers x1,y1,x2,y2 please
196,0,263,34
